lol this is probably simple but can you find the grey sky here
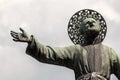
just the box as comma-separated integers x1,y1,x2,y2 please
0,0,120,80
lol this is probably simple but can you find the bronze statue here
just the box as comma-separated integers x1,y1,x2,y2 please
10,9,120,80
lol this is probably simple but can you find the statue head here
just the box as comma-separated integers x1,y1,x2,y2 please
79,18,101,45
80,18,100,37
68,9,107,46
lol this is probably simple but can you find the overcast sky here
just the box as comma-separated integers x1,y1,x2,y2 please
0,0,120,80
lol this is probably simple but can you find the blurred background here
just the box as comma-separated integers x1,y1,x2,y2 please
0,0,120,80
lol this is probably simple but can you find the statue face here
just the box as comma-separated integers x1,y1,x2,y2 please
80,18,101,36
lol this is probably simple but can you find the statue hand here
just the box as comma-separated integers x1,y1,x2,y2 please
10,28,31,43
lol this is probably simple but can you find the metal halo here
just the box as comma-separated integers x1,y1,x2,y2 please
68,9,107,46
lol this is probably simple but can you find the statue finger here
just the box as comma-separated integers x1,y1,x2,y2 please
19,28,24,33
10,31,19,38
13,39,19,42
10,31,18,35
13,38,28,42
10,31,19,39
19,28,28,37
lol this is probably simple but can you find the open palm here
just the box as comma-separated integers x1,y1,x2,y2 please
10,28,30,43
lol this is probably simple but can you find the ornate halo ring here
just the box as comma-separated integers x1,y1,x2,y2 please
68,9,107,46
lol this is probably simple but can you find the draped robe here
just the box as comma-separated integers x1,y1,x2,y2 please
26,36,120,80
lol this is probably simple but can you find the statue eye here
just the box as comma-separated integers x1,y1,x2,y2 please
86,21,92,25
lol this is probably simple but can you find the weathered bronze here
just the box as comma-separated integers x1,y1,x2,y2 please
10,9,120,80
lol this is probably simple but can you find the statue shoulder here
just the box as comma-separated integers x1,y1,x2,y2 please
102,44,114,52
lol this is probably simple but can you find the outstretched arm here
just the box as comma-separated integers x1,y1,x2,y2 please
10,28,81,69
26,36,82,69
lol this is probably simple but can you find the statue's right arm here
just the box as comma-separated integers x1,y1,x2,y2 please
26,35,82,69
10,28,82,69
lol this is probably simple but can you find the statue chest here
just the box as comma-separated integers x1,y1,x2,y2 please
74,44,110,79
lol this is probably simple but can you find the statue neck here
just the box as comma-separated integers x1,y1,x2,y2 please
84,34,98,46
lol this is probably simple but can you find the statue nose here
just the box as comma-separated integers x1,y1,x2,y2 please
88,22,94,27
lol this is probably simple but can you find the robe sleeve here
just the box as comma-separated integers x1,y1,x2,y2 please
109,48,120,79
26,36,81,69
